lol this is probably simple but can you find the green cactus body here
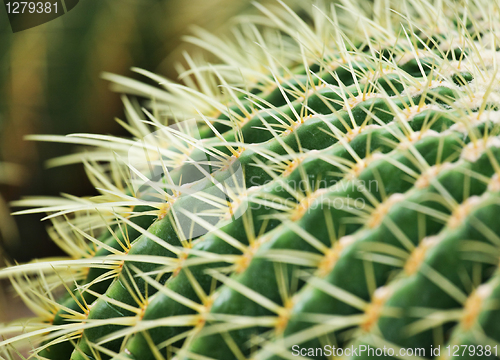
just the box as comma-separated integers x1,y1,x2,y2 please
3,1,500,360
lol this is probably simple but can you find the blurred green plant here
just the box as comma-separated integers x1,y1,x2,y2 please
0,162,23,249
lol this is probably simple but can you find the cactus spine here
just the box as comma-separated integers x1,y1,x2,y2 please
2,1,500,360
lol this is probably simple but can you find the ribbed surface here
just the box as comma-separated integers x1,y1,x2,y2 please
2,1,500,360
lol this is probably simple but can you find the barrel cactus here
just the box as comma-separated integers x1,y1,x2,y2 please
2,0,500,359
0,0,277,264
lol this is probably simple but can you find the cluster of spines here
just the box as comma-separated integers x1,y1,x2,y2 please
2,1,500,360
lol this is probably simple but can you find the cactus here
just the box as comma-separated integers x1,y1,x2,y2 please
0,0,279,264
2,0,500,359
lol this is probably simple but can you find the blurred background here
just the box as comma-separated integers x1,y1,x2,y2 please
0,0,286,266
